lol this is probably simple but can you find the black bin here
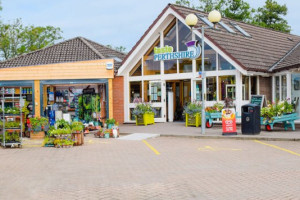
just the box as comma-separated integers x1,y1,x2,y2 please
241,104,261,135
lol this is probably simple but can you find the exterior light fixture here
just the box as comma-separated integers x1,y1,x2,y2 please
185,10,221,135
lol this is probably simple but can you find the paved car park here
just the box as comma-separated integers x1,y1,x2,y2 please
0,136,299,200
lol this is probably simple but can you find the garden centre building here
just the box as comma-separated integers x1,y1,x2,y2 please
117,4,300,123
0,37,126,124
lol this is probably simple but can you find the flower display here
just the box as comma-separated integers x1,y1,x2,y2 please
261,100,294,123
132,98,156,116
183,101,202,116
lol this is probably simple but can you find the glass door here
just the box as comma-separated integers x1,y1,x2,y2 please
149,81,166,122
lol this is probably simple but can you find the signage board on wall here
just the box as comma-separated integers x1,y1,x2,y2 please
222,108,237,135
250,95,265,108
153,40,201,61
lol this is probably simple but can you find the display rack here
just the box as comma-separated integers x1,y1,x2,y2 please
0,87,24,148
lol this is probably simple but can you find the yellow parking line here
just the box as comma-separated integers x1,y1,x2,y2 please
142,140,160,155
254,140,300,157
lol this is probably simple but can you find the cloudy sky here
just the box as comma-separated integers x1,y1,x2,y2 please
2,0,299,52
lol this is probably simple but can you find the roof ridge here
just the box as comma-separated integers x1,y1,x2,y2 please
83,38,127,56
268,41,300,72
170,3,299,38
79,37,105,59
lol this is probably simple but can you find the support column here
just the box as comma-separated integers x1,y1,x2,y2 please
108,78,113,119
235,72,242,122
34,80,41,117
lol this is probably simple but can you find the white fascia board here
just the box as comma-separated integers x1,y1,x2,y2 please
118,8,176,76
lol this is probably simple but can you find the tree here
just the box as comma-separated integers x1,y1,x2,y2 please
106,45,126,53
0,19,62,60
222,0,254,22
175,0,194,8
252,0,290,33
197,0,224,13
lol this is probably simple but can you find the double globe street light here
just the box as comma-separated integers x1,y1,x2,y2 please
185,10,221,134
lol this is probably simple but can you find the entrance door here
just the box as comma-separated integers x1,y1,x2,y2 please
149,81,166,122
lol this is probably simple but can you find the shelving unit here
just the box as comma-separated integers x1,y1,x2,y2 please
0,87,24,148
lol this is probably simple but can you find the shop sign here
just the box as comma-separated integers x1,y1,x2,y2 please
221,108,237,135
153,40,201,61
106,62,113,70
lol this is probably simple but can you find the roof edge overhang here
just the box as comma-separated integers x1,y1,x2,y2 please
118,4,258,76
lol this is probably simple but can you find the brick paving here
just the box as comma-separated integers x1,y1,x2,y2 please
120,122,300,141
0,135,300,200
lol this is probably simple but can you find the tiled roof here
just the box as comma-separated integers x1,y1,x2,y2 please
0,37,126,72
121,4,300,73
269,42,300,72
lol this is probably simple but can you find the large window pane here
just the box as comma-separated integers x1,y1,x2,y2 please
291,74,300,114
195,36,216,71
242,76,250,100
219,76,236,100
164,20,177,74
219,55,235,70
130,60,142,76
143,39,160,75
195,80,202,101
150,82,162,103
275,76,280,100
179,59,192,73
282,75,287,100
206,77,217,101
129,81,142,103
178,20,192,51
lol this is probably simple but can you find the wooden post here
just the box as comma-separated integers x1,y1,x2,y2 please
34,80,41,117
108,79,113,119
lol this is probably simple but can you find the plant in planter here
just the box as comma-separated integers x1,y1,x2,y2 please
104,129,110,138
30,117,49,132
132,98,155,126
71,121,84,133
105,118,116,129
261,100,294,123
184,101,202,127
55,119,70,129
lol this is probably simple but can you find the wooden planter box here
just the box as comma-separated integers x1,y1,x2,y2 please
135,113,155,126
72,132,84,145
30,131,45,139
185,113,201,127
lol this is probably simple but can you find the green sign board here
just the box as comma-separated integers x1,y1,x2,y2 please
250,95,265,108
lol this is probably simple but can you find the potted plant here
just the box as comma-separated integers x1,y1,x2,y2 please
29,117,49,139
71,121,84,133
104,129,110,138
105,118,116,129
261,100,294,123
184,101,202,127
132,98,155,126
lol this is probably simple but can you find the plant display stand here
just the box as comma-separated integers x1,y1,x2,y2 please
261,113,299,131
205,112,222,128
30,131,45,140
185,113,201,127
0,87,23,148
136,113,155,126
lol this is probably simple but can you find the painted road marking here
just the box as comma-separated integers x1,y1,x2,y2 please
198,145,242,152
254,140,300,157
142,140,160,155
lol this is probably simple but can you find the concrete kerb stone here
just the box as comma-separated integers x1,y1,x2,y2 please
119,132,300,142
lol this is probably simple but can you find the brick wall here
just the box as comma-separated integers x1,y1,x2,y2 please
259,76,272,102
113,76,124,124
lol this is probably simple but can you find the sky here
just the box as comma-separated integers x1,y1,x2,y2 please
1,0,300,52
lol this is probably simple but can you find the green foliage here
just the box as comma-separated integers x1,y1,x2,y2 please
184,101,202,116
22,101,30,116
106,45,127,53
0,18,63,60
29,117,49,130
4,107,20,115
222,0,254,22
0,131,20,142
132,102,155,116
175,0,195,8
252,0,290,33
105,118,116,125
55,119,70,129
205,102,224,113
43,136,55,145
261,100,294,122
4,121,20,128
71,121,83,132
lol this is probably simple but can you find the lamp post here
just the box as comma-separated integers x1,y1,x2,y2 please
185,10,221,134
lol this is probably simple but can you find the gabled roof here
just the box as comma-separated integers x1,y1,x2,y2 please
0,37,126,72
121,4,300,73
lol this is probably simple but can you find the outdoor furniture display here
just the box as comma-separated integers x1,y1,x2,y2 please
135,113,155,126
261,113,299,131
0,87,24,148
185,113,201,127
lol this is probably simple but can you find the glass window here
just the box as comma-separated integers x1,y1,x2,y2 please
195,80,202,101
150,82,162,103
130,108,135,121
275,76,280,100
179,59,192,73
282,75,287,100
164,20,177,74
130,60,142,76
291,74,300,114
206,77,217,101
183,80,191,104
219,76,236,100
143,39,161,75
178,20,192,51
153,107,162,118
195,36,217,71
129,82,142,103
242,76,250,100
219,54,235,70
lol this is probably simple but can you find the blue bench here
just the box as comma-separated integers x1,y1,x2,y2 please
261,113,299,131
